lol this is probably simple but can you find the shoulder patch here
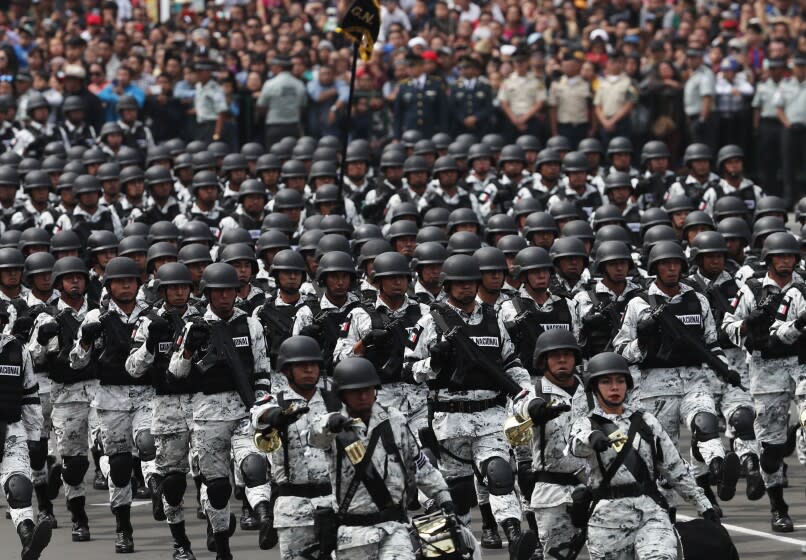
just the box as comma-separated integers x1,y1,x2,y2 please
406,324,423,349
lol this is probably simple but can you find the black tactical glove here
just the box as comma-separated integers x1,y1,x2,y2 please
146,316,173,353
361,329,389,347
795,310,806,330
527,398,572,425
263,405,310,429
744,308,768,327
589,430,611,452
11,316,33,342
702,508,721,524
327,413,353,434
184,323,210,354
582,312,609,330
440,501,455,514
429,339,454,371
636,316,659,348
80,321,103,345
300,322,323,339
723,369,743,388
36,322,59,345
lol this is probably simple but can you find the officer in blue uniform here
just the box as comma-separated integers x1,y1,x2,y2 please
450,56,493,137
393,52,449,139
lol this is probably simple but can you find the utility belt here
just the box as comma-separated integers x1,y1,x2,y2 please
278,482,332,498
430,394,506,413
592,481,658,501
533,472,579,486
339,504,407,527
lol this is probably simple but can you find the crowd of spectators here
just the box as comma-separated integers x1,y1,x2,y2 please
0,0,804,195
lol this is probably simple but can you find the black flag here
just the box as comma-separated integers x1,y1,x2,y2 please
338,0,381,60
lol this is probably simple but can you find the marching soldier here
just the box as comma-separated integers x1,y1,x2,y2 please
474,247,511,311
28,257,96,543
420,156,481,217
546,152,602,219
404,254,537,560
511,330,587,559
613,241,742,514
250,336,334,560
0,303,53,560
116,95,155,155
12,92,59,159
666,143,720,208
412,242,447,304
636,141,675,210
308,357,457,560
700,145,764,216
58,96,97,149
69,257,153,553
64,175,123,243
168,263,270,560
722,232,804,531
569,352,718,559
124,262,198,558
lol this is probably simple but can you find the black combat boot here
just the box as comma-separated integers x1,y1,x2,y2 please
239,497,259,530
213,531,233,560
501,518,537,560
254,501,278,550
479,502,502,549
18,517,52,560
149,474,166,521
33,484,56,528
695,474,722,517
744,454,765,501
715,452,740,501
768,486,793,532
67,497,90,542
206,514,237,552
169,521,196,560
113,505,134,553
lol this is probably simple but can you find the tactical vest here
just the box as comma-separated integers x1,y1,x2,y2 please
122,122,148,151
22,124,57,159
71,211,115,245
236,289,266,316
640,291,705,368
147,310,196,395
62,124,96,149
360,182,396,222
424,190,473,213
257,300,298,368
237,213,264,240
137,204,180,226
583,289,640,356
511,295,572,377
430,302,503,391
746,279,804,358
187,211,221,238
710,187,758,212
555,186,602,217
687,275,738,349
0,339,25,422
96,310,145,386
198,314,255,395
679,177,714,208
307,299,360,376
637,173,674,208
48,308,97,384
9,208,60,234
362,303,422,384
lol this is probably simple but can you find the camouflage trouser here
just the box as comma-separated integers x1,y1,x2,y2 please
748,355,806,488
278,525,318,560
439,431,520,525
534,504,580,560
30,390,53,486
1,423,34,528
52,401,92,500
193,416,252,532
97,392,155,509
377,383,428,436
586,496,677,560
336,521,415,560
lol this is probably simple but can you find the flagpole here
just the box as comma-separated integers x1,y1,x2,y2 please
337,42,361,200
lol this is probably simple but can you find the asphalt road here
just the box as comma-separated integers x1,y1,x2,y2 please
2,462,806,560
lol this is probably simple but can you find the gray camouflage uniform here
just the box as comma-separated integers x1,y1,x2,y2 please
309,402,452,560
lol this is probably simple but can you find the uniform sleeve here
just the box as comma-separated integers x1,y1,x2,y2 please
308,411,340,449
700,187,717,216
250,393,278,432
333,307,369,363
248,317,271,399
403,315,439,383
27,313,58,365
167,321,194,379
697,292,727,363
567,416,595,458
398,417,451,504
721,283,753,348
771,287,804,345
613,298,647,364
69,309,100,369
292,305,313,336
497,315,532,393
20,347,43,441
125,315,154,377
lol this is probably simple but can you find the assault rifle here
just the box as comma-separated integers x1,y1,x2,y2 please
197,320,255,410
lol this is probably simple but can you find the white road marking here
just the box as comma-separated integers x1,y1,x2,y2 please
90,500,150,508
679,514,806,547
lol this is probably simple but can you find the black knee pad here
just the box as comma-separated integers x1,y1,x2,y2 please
206,478,232,510
4,474,33,509
162,472,188,507
690,412,720,442
482,457,515,496
135,431,156,462
447,476,477,516
27,439,47,471
108,452,134,488
240,454,268,488
62,455,90,487
516,460,535,500
728,407,756,441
